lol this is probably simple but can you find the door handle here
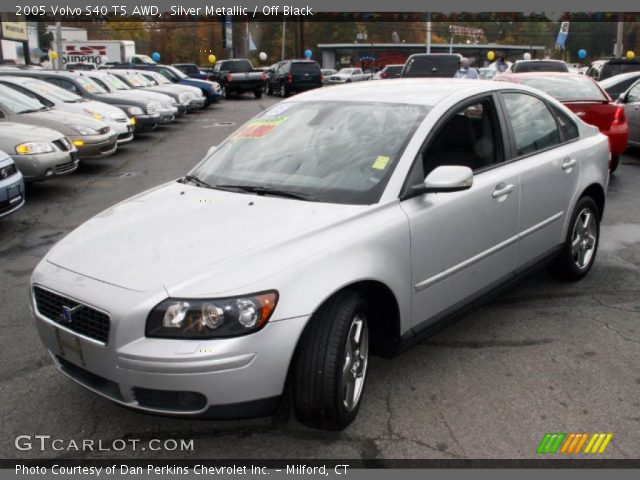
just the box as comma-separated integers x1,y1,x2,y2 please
562,157,577,170
492,183,515,198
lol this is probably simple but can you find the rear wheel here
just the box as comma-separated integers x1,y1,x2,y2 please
549,196,600,281
292,291,369,430
222,85,231,99
265,83,271,95
280,83,289,97
610,154,620,173
254,89,263,99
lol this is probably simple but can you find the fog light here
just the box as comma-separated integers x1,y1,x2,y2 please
178,392,202,408
73,140,84,147
45,169,53,176
130,117,137,125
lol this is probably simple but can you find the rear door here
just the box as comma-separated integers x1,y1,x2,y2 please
290,62,321,89
499,91,582,267
622,82,640,144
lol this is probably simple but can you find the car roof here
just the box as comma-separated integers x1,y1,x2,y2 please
290,78,531,106
498,72,587,81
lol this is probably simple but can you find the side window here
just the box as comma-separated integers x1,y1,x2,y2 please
416,97,503,181
627,82,640,103
502,93,561,157
551,107,579,141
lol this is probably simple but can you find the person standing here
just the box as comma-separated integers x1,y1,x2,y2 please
453,58,479,79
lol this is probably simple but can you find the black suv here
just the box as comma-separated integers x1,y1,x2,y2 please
587,58,640,81
265,60,322,97
400,54,462,78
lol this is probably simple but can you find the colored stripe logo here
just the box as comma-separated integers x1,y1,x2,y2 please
537,433,613,454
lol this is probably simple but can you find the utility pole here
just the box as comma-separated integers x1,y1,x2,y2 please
425,13,431,54
55,19,62,70
614,18,624,58
281,21,286,60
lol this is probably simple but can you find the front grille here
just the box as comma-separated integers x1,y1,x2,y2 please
114,117,128,123
54,160,77,174
56,356,122,400
0,163,17,179
132,387,207,412
0,194,22,214
33,287,110,344
53,138,71,152
98,126,111,135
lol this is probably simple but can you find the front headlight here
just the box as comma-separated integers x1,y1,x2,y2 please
126,106,144,115
178,92,189,104
146,291,278,339
15,142,54,155
69,125,99,136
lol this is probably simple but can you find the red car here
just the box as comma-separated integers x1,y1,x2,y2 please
496,72,628,172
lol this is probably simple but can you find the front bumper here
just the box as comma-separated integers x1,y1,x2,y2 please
31,262,308,418
131,113,160,132
187,97,207,110
0,172,25,218
69,133,118,159
204,90,222,103
109,120,135,145
11,150,79,182
155,106,178,124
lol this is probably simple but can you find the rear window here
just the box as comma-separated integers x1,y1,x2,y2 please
291,62,320,74
386,66,403,74
221,60,253,73
177,64,199,74
513,61,569,73
402,55,460,78
518,76,607,101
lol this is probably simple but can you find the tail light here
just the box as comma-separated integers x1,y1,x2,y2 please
320,74,324,82
612,106,626,126
287,73,293,83
226,73,233,82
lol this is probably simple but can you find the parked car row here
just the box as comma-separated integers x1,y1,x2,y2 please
0,64,222,219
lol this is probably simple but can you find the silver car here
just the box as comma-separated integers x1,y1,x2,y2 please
0,122,78,182
616,78,640,146
0,150,25,218
30,80,609,430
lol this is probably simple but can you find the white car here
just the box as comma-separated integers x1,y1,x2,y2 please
31,80,609,430
327,68,371,83
0,76,134,145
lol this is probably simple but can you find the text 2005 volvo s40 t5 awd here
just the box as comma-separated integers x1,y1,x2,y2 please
31,80,609,430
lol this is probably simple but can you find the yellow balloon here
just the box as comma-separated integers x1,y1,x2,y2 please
626,50,635,60
208,54,216,64
487,50,495,61
49,51,58,60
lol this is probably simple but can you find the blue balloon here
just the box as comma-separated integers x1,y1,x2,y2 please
151,52,161,62
304,49,312,59
578,49,587,59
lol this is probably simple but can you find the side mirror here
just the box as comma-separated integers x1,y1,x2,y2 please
413,166,473,195
618,92,627,103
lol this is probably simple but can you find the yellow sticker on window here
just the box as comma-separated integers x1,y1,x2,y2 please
372,155,390,170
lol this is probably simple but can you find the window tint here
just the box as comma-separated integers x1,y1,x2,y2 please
503,93,561,156
513,61,568,73
291,62,320,74
420,98,502,177
402,55,461,78
551,107,580,141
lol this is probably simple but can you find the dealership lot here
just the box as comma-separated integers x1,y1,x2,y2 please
1,95,639,459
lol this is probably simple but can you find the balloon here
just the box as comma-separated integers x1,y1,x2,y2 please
49,51,58,60
208,54,216,64
523,52,532,60
151,52,160,62
578,49,587,59
259,52,267,61
487,50,495,61
304,49,312,59
627,50,635,60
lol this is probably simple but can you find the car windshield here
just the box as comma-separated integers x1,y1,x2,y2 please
165,65,188,79
23,79,83,102
75,76,107,94
0,83,47,113
189,101,429,205
145,72,171,85
99,74,130,90
121,73,148,87
519,76,608,101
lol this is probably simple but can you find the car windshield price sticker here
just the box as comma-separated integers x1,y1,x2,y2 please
234,116,288,139
372,155,390,170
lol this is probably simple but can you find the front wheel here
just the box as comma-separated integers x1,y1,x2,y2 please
610,154,620,174
292,291,369,430
549,196,600,280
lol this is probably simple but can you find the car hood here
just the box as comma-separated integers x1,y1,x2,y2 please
46,181,363,293
110,89,173,104
0,121,66,143
5,110,108,136
181,78,217,89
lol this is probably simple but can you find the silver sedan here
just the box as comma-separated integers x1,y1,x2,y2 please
31,80,609,430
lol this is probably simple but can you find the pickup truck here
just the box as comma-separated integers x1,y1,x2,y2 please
172,63,213,81
326,68,372,84
210,59,267,99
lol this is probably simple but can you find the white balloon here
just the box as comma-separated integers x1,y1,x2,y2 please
523,52,532,60
259,52,267,61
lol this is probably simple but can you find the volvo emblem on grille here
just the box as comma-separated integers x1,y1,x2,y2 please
59,304,83,324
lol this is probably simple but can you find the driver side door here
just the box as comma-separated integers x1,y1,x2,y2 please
623,81,640,144
400,95,521,330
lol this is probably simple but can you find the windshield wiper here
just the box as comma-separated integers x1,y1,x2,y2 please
18,108,43,114
215,184,314,201
180,175,214,189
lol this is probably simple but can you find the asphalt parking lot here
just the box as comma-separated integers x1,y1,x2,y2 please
1,94,639,461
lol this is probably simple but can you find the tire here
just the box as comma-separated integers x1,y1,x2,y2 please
549,196,600,281
265,83,271,96
279,83,289,97
610,154,620,174
222,85,231,99
292,291,370,431
254,89,263,99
